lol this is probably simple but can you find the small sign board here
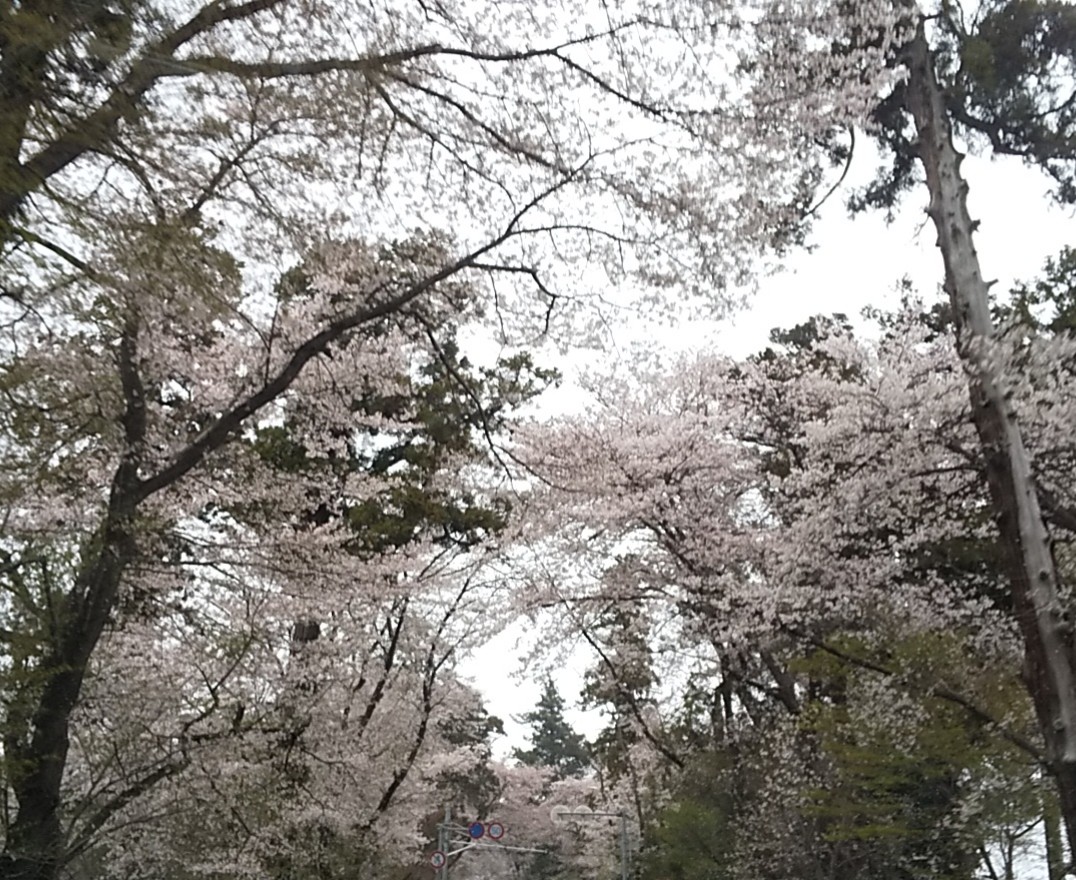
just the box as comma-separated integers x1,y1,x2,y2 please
430,851,447,868
467,821,485,839
487,821,505,840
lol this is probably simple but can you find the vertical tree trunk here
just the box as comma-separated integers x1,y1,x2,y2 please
1045,792,1066,880
1,510,135,880
2,320,144,880
902,21,1076,858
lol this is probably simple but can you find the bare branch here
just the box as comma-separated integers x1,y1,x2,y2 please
134,167,586,503
576,622,685,769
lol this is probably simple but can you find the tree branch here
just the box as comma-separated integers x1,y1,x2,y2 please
576,622,685,769
134,168,584,504
0,0,287,226
64,758,189,864
782,624,1046,764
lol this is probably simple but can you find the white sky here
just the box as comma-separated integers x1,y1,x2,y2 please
459,138,1076,755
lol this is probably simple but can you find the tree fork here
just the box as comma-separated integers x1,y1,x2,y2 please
902,18,1076,857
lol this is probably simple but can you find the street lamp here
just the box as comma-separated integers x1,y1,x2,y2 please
550,806,632,880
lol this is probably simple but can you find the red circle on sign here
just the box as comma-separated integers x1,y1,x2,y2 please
487,822,505,840
430,851,447,868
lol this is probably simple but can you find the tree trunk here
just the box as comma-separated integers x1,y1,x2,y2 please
902,21,1076,858
0,508,135,880
1045,791,1066,880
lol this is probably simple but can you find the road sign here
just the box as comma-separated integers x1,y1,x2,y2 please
468,822,485,839
430,851,447,868
487,822,505,840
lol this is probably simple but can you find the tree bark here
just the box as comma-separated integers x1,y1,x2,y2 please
0,199,548,877
1045,791,1066,880
1,503,136,880
902,20,1076,859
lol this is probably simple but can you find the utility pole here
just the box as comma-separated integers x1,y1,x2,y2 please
550,807,633,880
439,805,450,880
617,812,630,880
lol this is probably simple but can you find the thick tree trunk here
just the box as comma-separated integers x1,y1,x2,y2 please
902,22,1076,859
0,506,135,880
0,229,460,876
2,322,144,880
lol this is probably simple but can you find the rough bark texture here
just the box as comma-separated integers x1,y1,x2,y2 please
1047,793,1066,880
903,21,1076,859
0,324,144,880
0,515,136,880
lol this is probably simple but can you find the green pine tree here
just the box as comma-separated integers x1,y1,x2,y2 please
513,678,590,779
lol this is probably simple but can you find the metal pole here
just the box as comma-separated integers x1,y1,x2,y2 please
441,804,451,880
617,812,630,880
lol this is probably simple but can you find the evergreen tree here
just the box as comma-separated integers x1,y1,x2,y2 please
513,679,590,780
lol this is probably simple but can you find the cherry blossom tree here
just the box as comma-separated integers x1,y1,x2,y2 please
747,0,1076,851
0,225,558,878
0,3,915,869
0,0,845,324
67,570,509,879
3,1,1075,876
609,0,1076,859
512,275,1076,874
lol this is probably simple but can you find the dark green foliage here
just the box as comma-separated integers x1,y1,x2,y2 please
744,313,862,486
642,800,732,880
635,632,1036,880
765,312,852,353
245,245,558,558
944,1,1076,202
848,0,1076,213
439,705,505,748
638,751,736,880
509,682,590,880
794,634,1041,880
513,678,590,780
997,246,1076,334
846,82,920,217
435,705,506,816
581,601,658,783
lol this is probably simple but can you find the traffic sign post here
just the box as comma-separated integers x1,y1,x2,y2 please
432,806,544,880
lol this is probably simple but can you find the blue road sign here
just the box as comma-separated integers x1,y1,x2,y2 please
468,822,485,839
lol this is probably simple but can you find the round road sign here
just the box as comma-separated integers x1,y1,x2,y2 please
468,821,485,839
430,851,447,868
487,821,505,840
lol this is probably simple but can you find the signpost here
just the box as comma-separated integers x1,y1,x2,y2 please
432,805,546,880
431,804,630,880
